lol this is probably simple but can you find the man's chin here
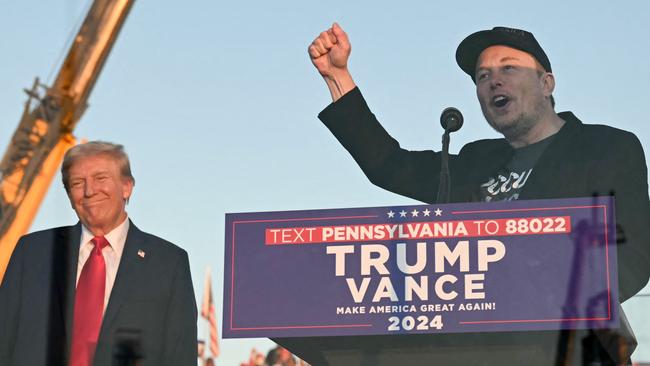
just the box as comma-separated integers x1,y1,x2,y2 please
487,117,517,135
80,216,108,232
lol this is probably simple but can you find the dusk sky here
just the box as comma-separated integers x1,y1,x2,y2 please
1,0,649,363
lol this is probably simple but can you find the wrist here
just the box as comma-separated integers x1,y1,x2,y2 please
324,68,356,101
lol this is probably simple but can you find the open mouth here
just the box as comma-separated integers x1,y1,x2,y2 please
492,95,510,108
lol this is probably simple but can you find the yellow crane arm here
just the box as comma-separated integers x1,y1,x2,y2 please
0,0,135,283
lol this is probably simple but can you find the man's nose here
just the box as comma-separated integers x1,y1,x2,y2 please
84,181,96,196
490,75,503,90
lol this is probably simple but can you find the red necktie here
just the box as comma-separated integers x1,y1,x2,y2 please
70,236,109,366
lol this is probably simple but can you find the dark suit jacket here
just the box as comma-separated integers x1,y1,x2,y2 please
0,221,197,366
319,87,650,302
310,87,650,364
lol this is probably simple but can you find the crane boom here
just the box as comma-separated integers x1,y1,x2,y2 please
0,0,135,282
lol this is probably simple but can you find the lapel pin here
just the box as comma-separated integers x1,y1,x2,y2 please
137,249,145,258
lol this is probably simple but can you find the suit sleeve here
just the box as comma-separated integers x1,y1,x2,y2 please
318,87,444,203
607,133,650,301
162,250,197,365
0,236,25,364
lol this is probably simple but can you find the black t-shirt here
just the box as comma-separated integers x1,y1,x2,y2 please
479,134,556,202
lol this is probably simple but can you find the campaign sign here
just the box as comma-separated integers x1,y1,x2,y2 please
223,197,618,338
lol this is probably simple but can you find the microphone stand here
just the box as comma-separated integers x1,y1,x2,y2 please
436,107,462,204
436,128,452,204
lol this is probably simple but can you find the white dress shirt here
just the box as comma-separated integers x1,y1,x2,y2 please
76,216,129,313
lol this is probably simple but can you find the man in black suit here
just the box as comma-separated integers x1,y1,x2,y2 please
0,141,197,365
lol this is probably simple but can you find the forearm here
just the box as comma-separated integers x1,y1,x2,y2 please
323,68,356,102
319,87,441,203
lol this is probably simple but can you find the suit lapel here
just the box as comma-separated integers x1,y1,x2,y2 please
455,140,513,203
99,221,149,333
54,223,81,358
519,112,582,200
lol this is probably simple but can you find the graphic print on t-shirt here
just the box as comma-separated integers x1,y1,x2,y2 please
478,133,556,202
480,169,533,202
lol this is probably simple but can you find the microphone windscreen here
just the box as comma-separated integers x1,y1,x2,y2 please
440,107,464,132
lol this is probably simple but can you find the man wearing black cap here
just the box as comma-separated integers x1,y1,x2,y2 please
308,24,649,364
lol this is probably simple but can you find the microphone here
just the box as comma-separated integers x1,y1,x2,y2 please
440,107,464,132
436,107,463,204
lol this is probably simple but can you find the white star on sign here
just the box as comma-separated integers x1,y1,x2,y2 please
387,211,395,218
399,210,407,217
423,209,431,217
434,208,443,216
411,209,419,217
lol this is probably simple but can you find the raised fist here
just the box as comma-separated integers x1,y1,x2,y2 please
308,23,351,78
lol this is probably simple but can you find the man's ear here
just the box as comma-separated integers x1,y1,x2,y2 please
122,178,134,201
541,72,555,97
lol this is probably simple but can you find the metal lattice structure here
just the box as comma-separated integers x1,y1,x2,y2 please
0,0,135,282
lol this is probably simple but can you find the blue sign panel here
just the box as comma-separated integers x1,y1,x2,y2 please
223,197,618,338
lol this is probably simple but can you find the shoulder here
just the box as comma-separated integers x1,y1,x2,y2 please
561,111,641,144
21,225,73,238
8,226,78,270
18,225,76,248
129,223,188,260
560,112,645,161
580,123,639,143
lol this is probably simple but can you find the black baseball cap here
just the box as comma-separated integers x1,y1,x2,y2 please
455,26,552,82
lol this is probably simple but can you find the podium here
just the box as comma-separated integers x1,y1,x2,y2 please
224,198,629,365
274,332,563,365
274,328,633,366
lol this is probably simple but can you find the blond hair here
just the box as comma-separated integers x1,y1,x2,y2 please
61,141,135,192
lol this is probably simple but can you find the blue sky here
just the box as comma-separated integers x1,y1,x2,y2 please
1,0,649,363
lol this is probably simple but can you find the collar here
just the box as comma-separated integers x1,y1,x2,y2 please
80,216,130,258
501,111,582,153
556,111,582,133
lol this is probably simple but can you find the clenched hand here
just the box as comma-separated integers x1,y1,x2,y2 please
308,23,356,101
